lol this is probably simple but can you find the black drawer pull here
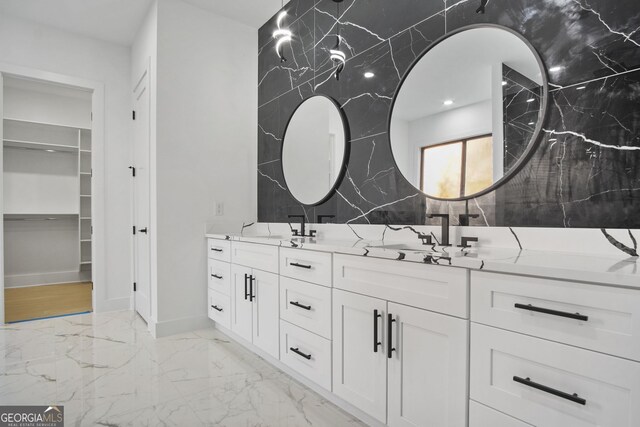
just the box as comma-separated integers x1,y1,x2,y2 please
513,376,586,405
290,347,312,360
211,248,223,252
373,309,382,353
211,305,223,312
290,262,312,269
514,303,588,321
290,301,312,311
387,313,396,359
211,274,223,279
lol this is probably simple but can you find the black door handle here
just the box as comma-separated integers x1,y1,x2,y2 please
211,274,223,280
211,305,223,312
249,275,256,302
290,347,312,360
290,262,312,269
513,376,586,405
211,248,223,252
290,301,311,311
387,313,396,358
139,227,148,234
373,310,382,353
244,274,249,300
514,303,588,321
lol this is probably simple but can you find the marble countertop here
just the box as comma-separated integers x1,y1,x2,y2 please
205,232,640,289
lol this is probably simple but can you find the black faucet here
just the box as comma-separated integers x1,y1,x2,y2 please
317,214,335,224
458,213,479,226
288,215,316,237
427,213,450,246
458,236,479,248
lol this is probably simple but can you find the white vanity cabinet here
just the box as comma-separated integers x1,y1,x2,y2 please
333,254,469,427
229,259,280,359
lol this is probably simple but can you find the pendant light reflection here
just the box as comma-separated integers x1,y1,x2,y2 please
273,4,292,63
331,0,346,80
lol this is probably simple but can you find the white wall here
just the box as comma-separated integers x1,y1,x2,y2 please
150,0,257,335
0,14,132,311
405,100,492,184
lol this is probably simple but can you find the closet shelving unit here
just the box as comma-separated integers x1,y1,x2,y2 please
3,117,92,285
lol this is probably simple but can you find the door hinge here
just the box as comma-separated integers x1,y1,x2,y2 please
132,110,136,120
133,282,137,292
128,166,136,177
91,226,93,235
133,226,136,235
91,112,93,121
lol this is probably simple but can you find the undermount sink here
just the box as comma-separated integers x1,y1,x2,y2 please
368,243,435,251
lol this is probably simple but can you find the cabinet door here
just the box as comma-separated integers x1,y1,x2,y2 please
333,289,387,424
252,269,280,359
387,302,469,427
230,264,253,342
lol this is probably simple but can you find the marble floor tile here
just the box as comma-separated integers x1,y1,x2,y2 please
0,310,365,426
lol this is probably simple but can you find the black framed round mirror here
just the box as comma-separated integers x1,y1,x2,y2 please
281,95,349,205
389,24,548,201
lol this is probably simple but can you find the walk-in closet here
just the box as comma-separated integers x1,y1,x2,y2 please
2,76,93,322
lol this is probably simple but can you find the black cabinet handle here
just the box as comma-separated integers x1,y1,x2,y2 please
290,301,311,311
387,313,396,358
513,376,586,405
514,303,588,322
290,347,312,360
211,274,223,279
244,274,249,300
373,309,382,353
211,305,223,312
211,247,223,252
290,262,312,269
249,275,255,302
139,227,148,234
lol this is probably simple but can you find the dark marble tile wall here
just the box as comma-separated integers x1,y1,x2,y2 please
257,0,640,228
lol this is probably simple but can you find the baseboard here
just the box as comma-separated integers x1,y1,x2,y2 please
151,315,211,338
213,323,386,427
93,296,130,313
4,271,91,288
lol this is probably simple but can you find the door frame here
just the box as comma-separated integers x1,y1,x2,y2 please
0,62,106,322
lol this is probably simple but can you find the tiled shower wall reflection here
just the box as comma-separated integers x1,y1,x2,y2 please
257,0,640,228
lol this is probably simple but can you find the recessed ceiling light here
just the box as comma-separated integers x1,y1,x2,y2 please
501,81,507,86
364,72,375,79
549,66,563,72
526,98,535,103
576,86,586,90
443,100,454,106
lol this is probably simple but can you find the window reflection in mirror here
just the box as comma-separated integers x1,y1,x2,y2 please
390,26,546,200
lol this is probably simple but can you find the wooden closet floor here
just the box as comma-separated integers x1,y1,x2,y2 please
4,282,92,323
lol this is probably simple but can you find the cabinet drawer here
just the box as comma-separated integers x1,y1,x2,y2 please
208,239,231,262
470,324,640,427
280,277,331,339
208,259,231,296
208,288,231,329
231,241,278,274
469,401,533,427
334,254,469,318
280,248,332,287
280,320,332,391
471,271,640,361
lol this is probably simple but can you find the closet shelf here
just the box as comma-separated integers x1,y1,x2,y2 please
4,213,78,221
80,261,92,265
3,117,91,131
80,239,92,243
3,139,78,153
80,194,92,197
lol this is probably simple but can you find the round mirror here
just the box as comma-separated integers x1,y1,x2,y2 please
389,25,547,200
282,95,348,205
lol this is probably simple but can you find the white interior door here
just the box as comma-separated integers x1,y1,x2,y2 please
132,69,151,323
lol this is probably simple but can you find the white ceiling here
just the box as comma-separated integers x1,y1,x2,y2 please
393,27,543,122
0,0,287,46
